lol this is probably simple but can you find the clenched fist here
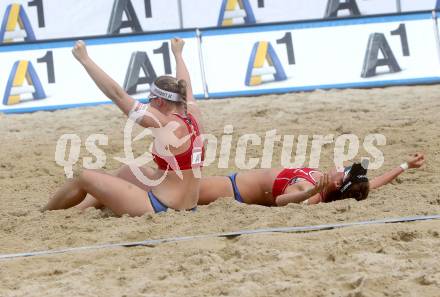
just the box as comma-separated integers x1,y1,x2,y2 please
171,38,185,56
407,152,425,169
72,40,89,64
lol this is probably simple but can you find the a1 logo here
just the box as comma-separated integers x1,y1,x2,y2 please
123,42,172,95
217,0,256,27
361,23,410,78
245,32,295,86
0,3,36,43
3,51,55,105
107,0,154,34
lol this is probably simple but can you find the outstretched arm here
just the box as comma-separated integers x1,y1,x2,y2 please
171,38,195,104
72,40,168,128
369,152,425,190
276,174,329,206
72,40,134,114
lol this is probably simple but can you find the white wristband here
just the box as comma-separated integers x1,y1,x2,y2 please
400,162,409,171
128,101,148,123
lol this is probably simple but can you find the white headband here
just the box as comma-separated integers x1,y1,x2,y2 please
149,82,181,102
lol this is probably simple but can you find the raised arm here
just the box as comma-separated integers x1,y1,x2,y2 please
72,41,134,114
170,38,195,104
275,174,329,206
72,40,168,128
369,152,425,190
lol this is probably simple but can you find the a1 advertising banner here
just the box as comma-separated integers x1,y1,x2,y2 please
0,0,180,43
0,32,204,113
1,11,440,113
201,13,440,97
1,0,438,44
182,0,401,28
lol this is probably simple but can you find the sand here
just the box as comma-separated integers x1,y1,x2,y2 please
0,85,439,297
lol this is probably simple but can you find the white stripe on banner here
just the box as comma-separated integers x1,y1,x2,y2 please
0,214,439,261
10,86,36,96
4,29,26,40
224,9,246,19
251,66,276,76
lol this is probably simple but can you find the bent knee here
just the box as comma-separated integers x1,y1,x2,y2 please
115,165,132,178
78,169,103,188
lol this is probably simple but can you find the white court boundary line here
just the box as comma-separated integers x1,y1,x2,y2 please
1,214,439,261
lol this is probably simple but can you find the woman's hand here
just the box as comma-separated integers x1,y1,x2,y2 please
171,38,185,56
407,152,425,169
72,40,90,64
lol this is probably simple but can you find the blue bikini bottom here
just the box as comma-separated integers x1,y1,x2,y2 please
147,191,197,213
227,173,244,203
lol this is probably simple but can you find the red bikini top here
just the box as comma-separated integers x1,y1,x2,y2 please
152,113,204,171
272,168,319,198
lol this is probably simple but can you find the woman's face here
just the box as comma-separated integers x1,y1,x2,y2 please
324,166,370,202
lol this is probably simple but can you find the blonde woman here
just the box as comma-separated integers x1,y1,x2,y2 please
44,38,205,215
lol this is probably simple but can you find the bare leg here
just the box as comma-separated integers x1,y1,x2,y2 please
44,170,154,215
75,194,103,210
72,169,153,216
75,168,122,211
76,164,155,210
43,178,88,211
47,165,156,211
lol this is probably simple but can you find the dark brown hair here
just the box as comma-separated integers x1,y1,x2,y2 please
325,181,370,202
154,76,187,117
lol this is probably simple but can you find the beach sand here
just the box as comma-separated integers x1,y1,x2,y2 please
1,85,439,296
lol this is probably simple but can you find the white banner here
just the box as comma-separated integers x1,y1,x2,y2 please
201,13,440,97
0,0,180,42
1,12,439,113
182,0,401,28
1,0,438,44
0,32,204,113
401,0,437,11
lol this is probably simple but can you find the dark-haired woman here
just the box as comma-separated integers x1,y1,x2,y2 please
44,38,205,216
198,153,425,206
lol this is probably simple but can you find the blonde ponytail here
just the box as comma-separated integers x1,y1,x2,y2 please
177,79,188,118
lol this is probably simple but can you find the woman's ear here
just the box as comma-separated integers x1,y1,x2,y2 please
156,98,165,108
150,98,159,108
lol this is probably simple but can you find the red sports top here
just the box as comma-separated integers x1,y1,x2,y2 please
272,168,320,198
152,113,204,171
